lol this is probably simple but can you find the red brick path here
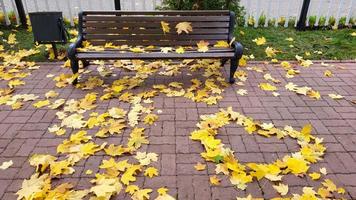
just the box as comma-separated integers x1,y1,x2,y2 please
0,61,356,199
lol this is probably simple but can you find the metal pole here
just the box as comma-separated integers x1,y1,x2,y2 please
296,0,311,31
114,0,121,10
14,0,27,28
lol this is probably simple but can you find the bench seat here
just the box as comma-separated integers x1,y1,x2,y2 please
76,48,235,60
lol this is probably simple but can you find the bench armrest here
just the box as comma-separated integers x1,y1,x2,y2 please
231,41,243,59
67,35,83,60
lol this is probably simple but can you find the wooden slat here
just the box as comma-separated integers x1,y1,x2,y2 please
76,52,235,60
83,22,230,28
83,15,230,22
87,40,225,46
79,48,234,53
84,34,227,40
82,10,230,16
83,28,229,35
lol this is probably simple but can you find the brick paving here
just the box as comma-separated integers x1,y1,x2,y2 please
0,61,356,199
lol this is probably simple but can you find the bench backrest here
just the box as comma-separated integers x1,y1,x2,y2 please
79,10,235,46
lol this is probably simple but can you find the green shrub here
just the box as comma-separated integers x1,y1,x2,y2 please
318,16,326,26
278,16,286,27
267,18,275,27
288,17,296,27
158,0,245,25
308,15,317,27
258,13,266,27
328,16,336,26
7,11,16,24
338,16,346,26
247,15,255,27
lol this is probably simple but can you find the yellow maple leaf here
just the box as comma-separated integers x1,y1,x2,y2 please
33,100,50,108
259,83,277,91
160,21,170,34
90,177,122,198
307,90,321,100
144,167,158,178
285,157,309,175
209,175,221,185
29,154,57,173
143,113,159,125
265,47,278,57
16,173,49,200
175,22,192,34
157,187,169,196
126,185,139,195
8,79,25,88
309,172,321,180
128,128,149,149
194,162,206,171
273,183,288,196
132,188,152,200
135,152,158,166
45,90,59,99
130,47,145,53
121,165,141,185
7,33,17,44
324,70,333,77
214,40,229,48
252,37,266,45
197,40,209,52
104,144,128,157
175,46,185,54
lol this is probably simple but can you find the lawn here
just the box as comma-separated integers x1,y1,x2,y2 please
237,27,356,61
0,26,355,62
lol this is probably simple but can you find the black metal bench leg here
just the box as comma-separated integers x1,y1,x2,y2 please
221,58,228,67
82,60,90,68
229,42,244,84
70,59,79,85
229,58,237,83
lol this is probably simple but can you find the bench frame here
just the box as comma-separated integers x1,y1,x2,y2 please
67,11,243,84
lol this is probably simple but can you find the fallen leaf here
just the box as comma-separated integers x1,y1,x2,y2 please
209,175,221,185
197,40,209,52
273,183,288,196
259,83,277,91
236,89,247,96
144,167,158,178
160,21,170,34
194,162,206,171
175,22,192,34
309,172,321,180
252,37,266,45
0,160,13,170
328,93,344,99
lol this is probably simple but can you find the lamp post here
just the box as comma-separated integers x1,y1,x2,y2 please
114,0,121,10
296,0,311,31
14,0,27,28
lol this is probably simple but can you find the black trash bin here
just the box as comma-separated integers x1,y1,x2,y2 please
29,12,69,57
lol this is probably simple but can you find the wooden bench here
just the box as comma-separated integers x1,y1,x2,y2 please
67,10,243,84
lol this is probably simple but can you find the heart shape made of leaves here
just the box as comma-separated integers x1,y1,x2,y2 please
190,107,326,191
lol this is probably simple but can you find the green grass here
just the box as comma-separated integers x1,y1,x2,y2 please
0,26,355,62
236,27,356,60
0,26,68,62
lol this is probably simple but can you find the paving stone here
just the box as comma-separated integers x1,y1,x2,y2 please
0,62,355,199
